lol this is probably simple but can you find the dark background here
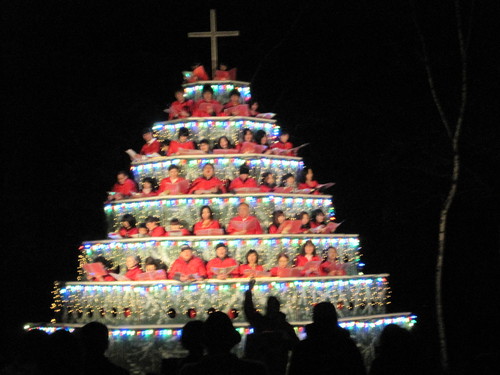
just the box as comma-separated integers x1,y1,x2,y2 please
3,0,499,373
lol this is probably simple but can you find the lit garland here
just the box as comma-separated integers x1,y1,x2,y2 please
104,194,334,233
152,117,280,145
182,82,252,103
52,275,390,325
130,155,303,184
79,235,361,276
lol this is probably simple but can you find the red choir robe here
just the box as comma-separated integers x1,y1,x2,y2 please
118,227,139,238
228,176,257,191
168,256,207,279
140,139,161,155
320,261,347,276
125,266,144,281
168,140,196,156
310,221,328,232
158,177,189,194
168,99,194,119
149,225,167,237
136,189,158,197
188,177,227,194
295,255,323,276
298,180,320,195
193,99,222,117
226,215,263,235
268,224,279,234
111,178,137,197
221,103,249,116
192,220,222,235
238,264,264,277
213,70,230,80
206,257,240,278
259,184,275,193
165,228,191,236
270,141,295,156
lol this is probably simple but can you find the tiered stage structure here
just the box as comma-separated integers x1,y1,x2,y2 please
26,79,416,375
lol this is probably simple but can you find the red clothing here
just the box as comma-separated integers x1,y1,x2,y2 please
295,255,323,276
137,189,158,197
226,216,263,235
168,99,194,119
125,266,144,281
238,264,264,277
270,141,295,156
168,256,207,279
165,228,191,236
298,180,320,195
168,140,196,156
214,70,231,80
158,177,189,194
268,224,279,234
149,226,167,237
118,227,139,238
259,184,274,193
270,267,292,277
140,139,161,155
192,220,222,234
228,177,257,191
320,261,347,276
111,178,137,197
188,177,227,194
193,99,222,116
206,257,240,278
235,141,257,152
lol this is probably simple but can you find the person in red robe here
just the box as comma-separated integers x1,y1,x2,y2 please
297,167,320,194
86,256,118,281
118,214,139,238
188,163,227,194
192,205,222,235
268,210,286,234
185,63,209,83
310,209,331,233
270,130,295,156
158,165,189,195
145,216,167,237
270,253,292,277
168,245,207,281
226,202,263,235
167,89,194,119
235,128,257,153
228,164,257,192
320,247,347,276
125,256,144,280
248,100,260,117
168,127,196,156
193,85,222,117
259,172,276,193
238,249,264,277
254,129,273,154
276,173,297,193
221,89,249,116
213,135,235,151
213,63,231,80
296,211,312,234
197,138,212,154
165,218,191,236
294,240,323,276
138,127,161,157
108,171,137,201
206,243,239,279
132,177,158,198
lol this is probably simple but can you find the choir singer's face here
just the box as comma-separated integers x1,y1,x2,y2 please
238,204,250,218
278,256,288,268
216,246,227,259
202,165,214,179
169,168,179,179
180,249,193,261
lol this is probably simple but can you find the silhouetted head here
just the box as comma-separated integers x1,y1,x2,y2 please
312,302,338,327
377,324,414,355
79,321,109,355
181,320,204,353
266,296,281,316
202,311,241,353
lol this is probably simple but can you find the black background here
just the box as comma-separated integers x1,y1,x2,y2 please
3,1,499,372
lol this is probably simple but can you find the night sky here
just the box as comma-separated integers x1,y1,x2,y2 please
3,0,499,372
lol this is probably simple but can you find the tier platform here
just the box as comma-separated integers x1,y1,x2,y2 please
27,313,416,375
105,193,333,232
182,81,251,102
81,234,360,272
130,154,303,184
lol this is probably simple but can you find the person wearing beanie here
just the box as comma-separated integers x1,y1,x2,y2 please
228,164,257,192
167,245,207,281
206,243,240,279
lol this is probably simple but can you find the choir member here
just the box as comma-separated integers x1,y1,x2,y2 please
270,253,292,277
192,205,222,235
320,247,347,276
86,256,118,281
226,202,263,235
125,255,144,281
295,240,323,276
193,84,222,117
159,140,170,156
298,167,320,194
158,165,189,195
185,63,209,82
197,138,212,154
248,100,260,117
310,209,329,233
213,135,234,150
259,172,276,192
168,127,196,156
144,256,168,276
145,216,167,237
278,173,297,193
167,89,194,120
228,164,257,192
213,62,230,80
118,214,139,238
238,249,264,277
235,128,256,152
166,218,191,236
222,89,248,116
296,211,312,233
206,243,240,279
137,223,148,237
188,163,227,194
134,177,158,197
254,129,273,154
268,210,286,234
270,130,295,156
138,127,161,157
168,245,207,281
107,171,137,201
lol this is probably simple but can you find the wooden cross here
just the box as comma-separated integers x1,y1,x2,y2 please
188,9,239,78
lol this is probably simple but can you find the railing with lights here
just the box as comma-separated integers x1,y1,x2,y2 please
182,81,251,102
